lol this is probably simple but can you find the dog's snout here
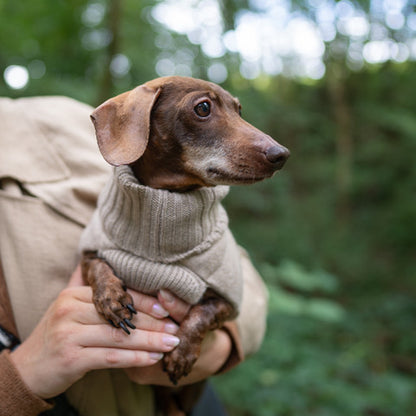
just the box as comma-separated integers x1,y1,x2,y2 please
265,145,290,169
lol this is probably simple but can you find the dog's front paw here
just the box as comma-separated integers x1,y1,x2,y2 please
162,340,201,384
93,274,137,334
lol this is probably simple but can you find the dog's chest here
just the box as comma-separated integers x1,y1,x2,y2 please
80,165,243,311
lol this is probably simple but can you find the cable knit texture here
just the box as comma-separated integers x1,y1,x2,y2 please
79,165,243,312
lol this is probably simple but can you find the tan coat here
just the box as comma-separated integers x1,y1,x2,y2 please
0,96,268,415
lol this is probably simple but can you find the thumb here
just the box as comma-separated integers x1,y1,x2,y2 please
67,264,84,287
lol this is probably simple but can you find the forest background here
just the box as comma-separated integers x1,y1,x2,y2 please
1,0,415,415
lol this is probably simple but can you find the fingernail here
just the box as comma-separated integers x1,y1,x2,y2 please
165,322,179,334
163,335,180,348
159,289,175,304
149,352,164,362
152,303,169,318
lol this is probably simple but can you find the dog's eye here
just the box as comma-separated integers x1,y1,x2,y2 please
238,105,242,116
194,101,211,117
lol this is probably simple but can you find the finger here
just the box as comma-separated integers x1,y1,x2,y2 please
128,313,179,335
125,330,232,387
65,296,178,335
127,290,170,319
158,290,191,323
68,278,176,321
78,324,180,352
63,287,179,334
77,307,178,335
64,286,167,319
79,347,165,372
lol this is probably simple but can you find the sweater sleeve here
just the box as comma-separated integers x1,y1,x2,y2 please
216,248,269,374
0,349,53,416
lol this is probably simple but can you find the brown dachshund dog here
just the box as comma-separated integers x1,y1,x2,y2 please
81,76,289,387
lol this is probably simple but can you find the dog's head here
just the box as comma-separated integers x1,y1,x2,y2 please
91,76,289,190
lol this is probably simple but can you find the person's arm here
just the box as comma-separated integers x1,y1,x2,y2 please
124,289,234,386
4,257,266,414
3,267,180,411
124,248,268,386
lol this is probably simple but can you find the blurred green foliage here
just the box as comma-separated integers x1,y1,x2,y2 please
217,66,416,414
216,259,416,415
1,0,415,414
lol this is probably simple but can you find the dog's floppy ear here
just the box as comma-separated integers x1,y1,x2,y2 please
90,85,162,166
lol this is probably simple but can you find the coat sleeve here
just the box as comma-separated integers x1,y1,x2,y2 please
0,350,53,416
236,247,268,357
216,247,268,373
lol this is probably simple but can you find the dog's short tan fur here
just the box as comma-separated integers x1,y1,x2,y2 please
81,76,289,387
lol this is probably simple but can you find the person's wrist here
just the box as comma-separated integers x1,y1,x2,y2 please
212,329,232,370
124,328,232,386
9,345,40,397
1,350,53,413
197,329,232,375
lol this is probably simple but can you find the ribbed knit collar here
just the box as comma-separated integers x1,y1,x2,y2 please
98,166,230,263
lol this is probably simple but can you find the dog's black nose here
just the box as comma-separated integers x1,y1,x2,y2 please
266,145,290,169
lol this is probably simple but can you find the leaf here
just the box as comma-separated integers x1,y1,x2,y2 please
305,299,346,322
268,285,345,323
263,260,339,294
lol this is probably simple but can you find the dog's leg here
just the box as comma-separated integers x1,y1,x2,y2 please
81,251,136,334
163,289,234,384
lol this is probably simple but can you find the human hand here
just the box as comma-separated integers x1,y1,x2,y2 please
9,266,181,399
124,290,232,386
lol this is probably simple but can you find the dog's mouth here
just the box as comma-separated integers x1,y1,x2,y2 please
206,167,272,185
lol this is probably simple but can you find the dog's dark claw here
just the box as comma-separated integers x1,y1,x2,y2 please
124,318,136,329
108,319,117,328
127,304,137,315
119,321,130,335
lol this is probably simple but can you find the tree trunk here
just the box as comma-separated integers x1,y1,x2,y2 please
97,0,122,104
327,64,353,224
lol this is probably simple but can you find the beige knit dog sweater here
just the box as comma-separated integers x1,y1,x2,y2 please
79,165,243,312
